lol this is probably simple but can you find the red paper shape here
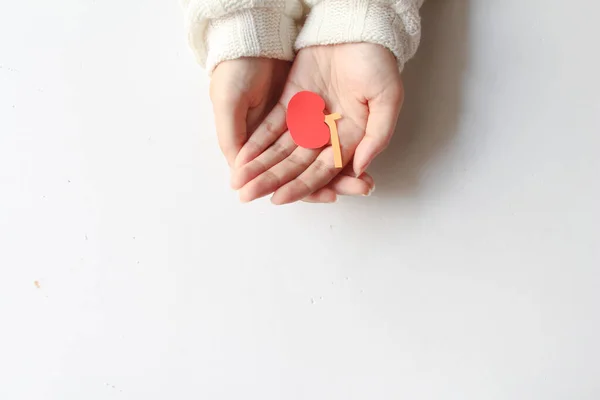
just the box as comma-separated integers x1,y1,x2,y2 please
286,91,331,149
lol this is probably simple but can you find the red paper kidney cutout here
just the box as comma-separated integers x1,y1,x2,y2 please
286,91,331,149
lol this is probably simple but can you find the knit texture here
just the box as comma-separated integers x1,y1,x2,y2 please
182,0,423,73
182,0,303,73
296,0,423,71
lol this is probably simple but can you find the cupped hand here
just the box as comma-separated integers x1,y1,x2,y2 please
231,44,404,205
210,57,374,202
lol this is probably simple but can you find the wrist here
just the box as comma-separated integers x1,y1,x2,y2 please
296,0,421,71
205,8,299,74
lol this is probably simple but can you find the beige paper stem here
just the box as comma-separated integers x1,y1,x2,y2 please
325,113,342,168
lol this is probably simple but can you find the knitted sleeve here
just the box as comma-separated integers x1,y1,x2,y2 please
296,0,424,71
182,0,304,73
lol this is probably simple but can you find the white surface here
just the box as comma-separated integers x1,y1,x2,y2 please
1,1,599,399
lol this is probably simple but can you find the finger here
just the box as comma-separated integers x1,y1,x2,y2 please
353,85,404,176
270,148,341,205
239,147,319,203
211,95,249,168
355,172,375,189
302,171,375,203
302,188,337,203
234,102,287,168
332,163,376,194
337,164,375,187
329,174,374,196
230,133,296,190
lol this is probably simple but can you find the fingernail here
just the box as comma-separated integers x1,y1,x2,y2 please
355,162,371,177
363,184,376,196
358,173,375,187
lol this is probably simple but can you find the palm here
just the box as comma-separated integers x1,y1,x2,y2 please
210,58,290,165
233,44,404,204
211,57,376,203
284,43,401,166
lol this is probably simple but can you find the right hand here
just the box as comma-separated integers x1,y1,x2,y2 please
210,58,375,203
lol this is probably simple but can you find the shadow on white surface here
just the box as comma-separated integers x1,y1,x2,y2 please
372,0,470,198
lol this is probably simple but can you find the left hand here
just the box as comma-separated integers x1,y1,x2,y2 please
231,43,404,205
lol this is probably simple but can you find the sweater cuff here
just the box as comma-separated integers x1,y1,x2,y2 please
203,8,299,74
295,0,421,71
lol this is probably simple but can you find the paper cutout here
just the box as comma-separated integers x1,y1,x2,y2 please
287,91,343,168
325,113,342,169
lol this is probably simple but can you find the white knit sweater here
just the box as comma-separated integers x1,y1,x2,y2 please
182,0,424,73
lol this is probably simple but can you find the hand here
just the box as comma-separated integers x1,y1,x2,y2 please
210,57,375,202
231,44,404,205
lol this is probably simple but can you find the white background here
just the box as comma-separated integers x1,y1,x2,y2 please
1,0,599,399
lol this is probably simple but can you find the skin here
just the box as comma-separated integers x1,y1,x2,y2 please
210,57,374,203
212,42,403,204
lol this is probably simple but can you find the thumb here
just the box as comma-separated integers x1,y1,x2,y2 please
353,86,404,176
212,95,249,168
